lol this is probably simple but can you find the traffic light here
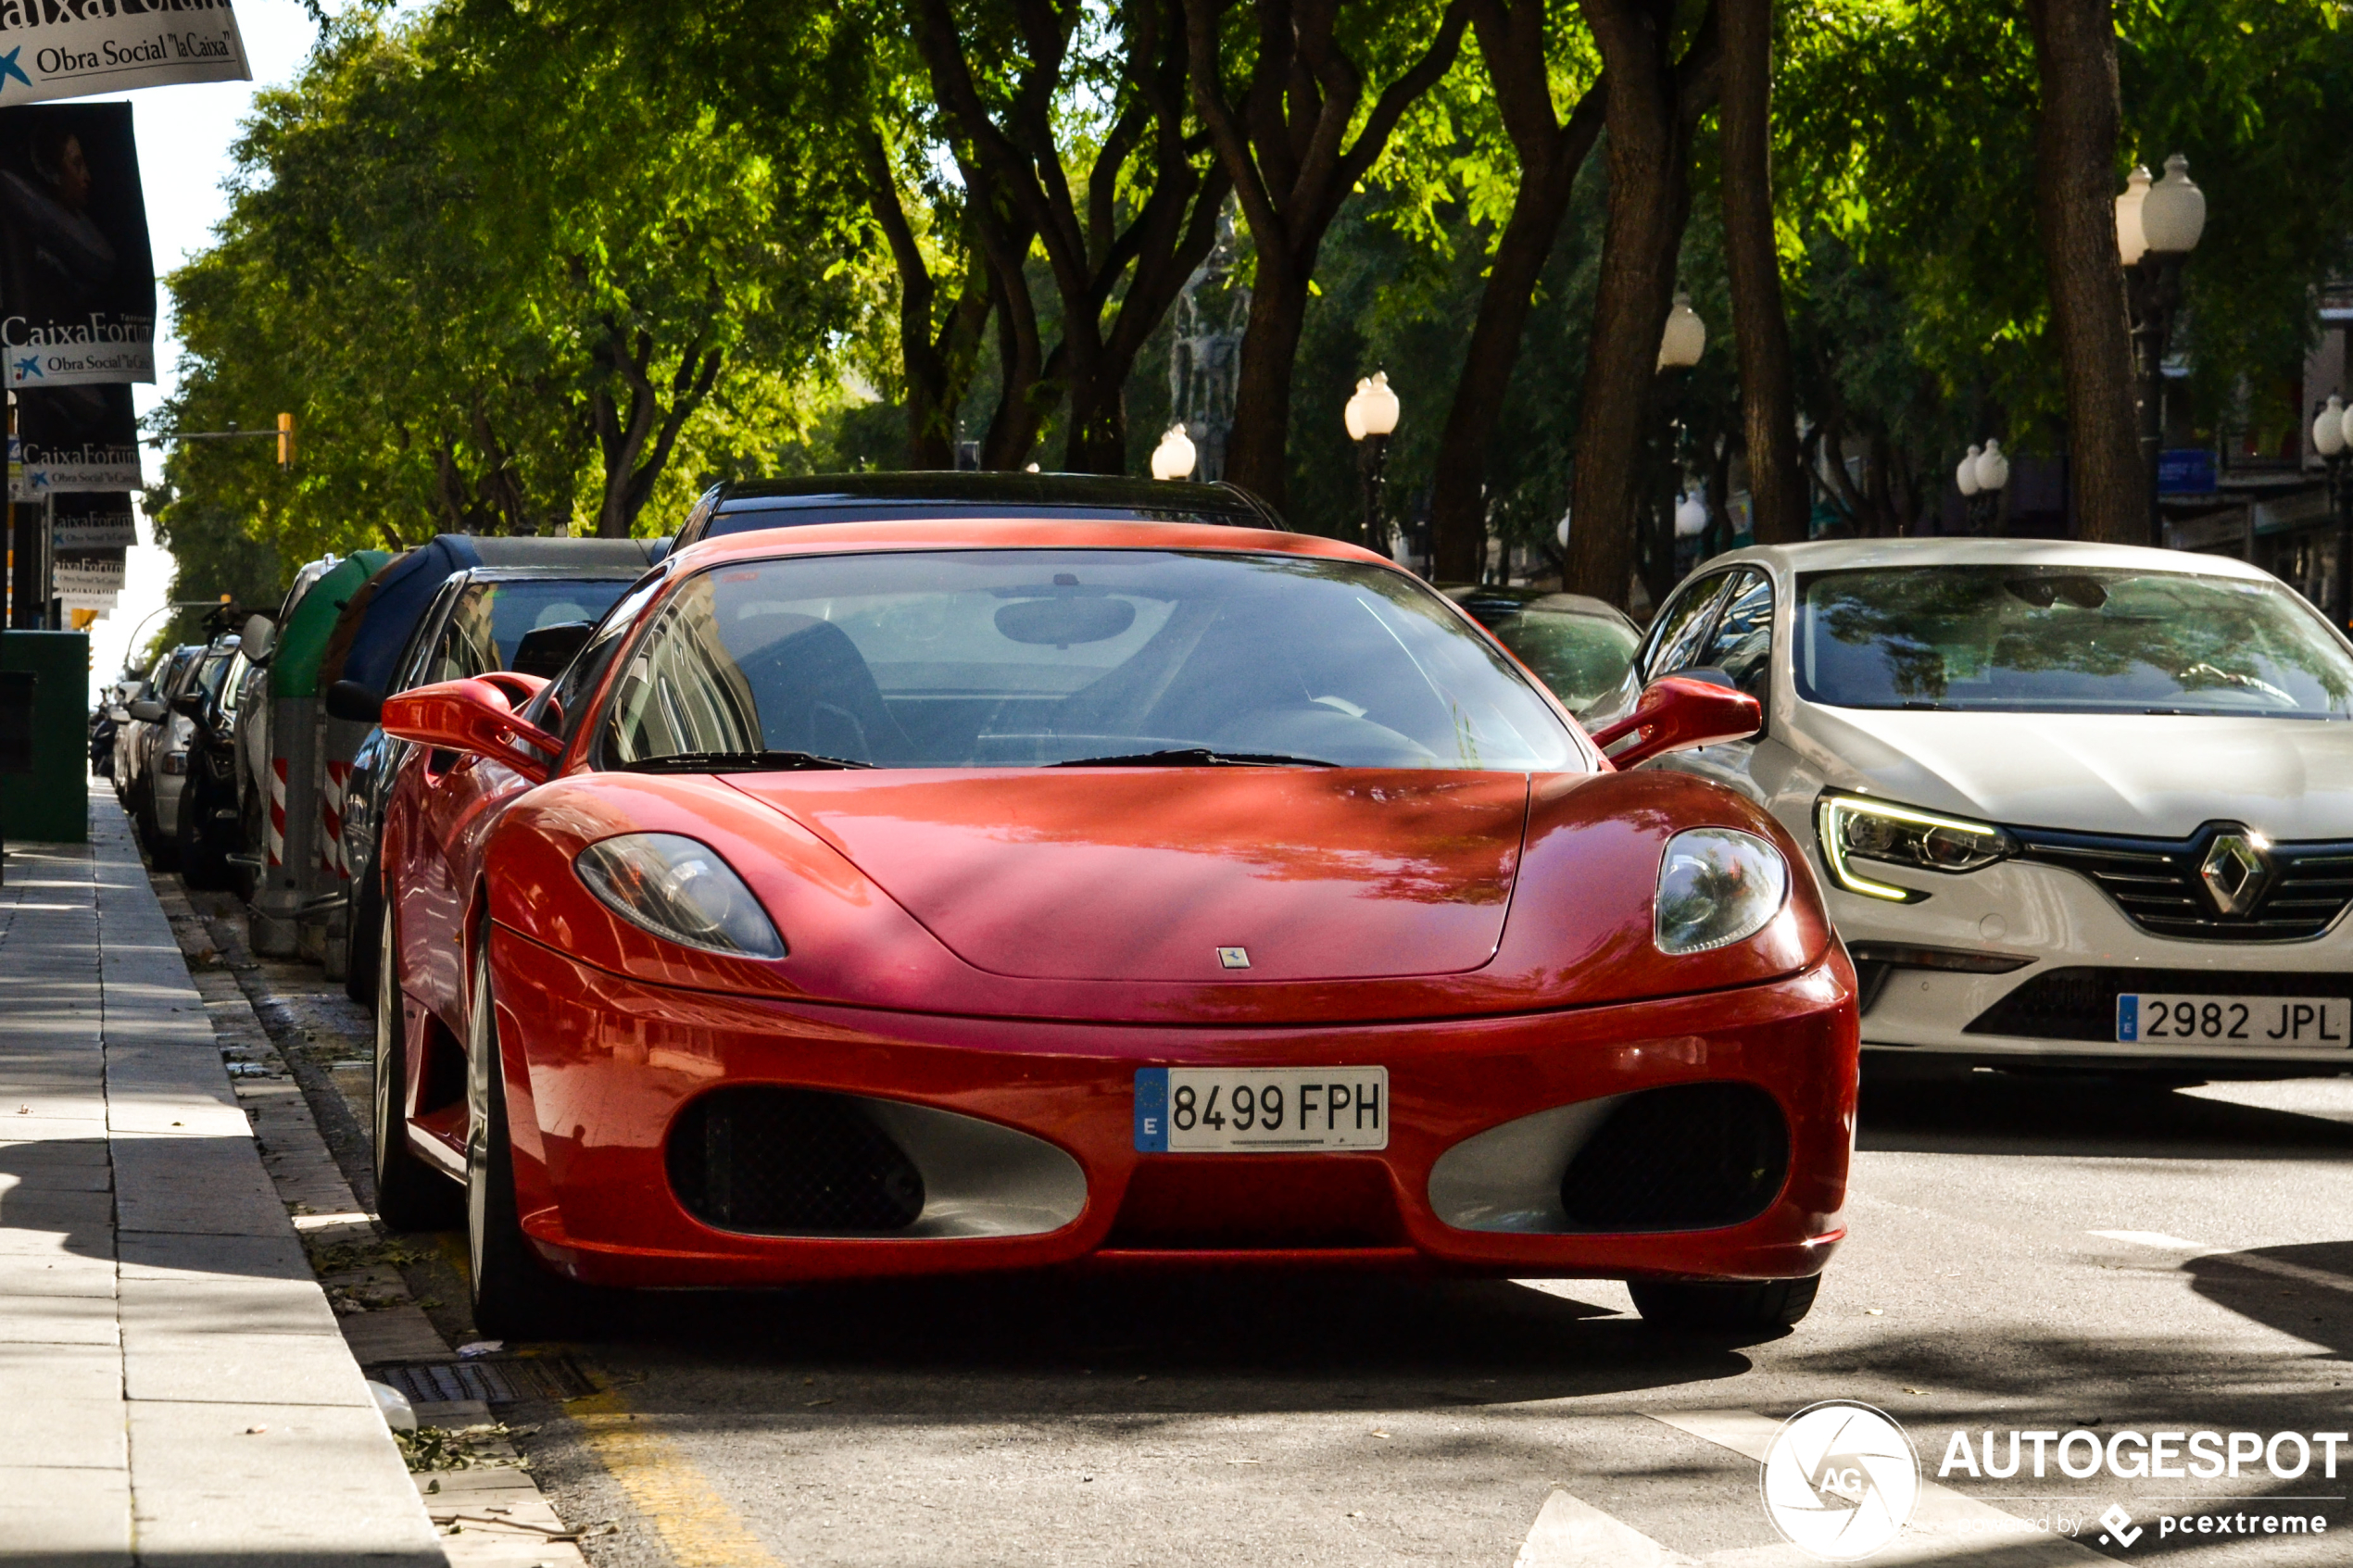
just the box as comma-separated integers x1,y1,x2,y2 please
276,412,296,469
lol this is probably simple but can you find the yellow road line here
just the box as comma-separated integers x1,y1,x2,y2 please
568,1386,788,1567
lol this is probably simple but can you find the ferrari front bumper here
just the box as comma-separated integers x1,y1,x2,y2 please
486,929,1858,1289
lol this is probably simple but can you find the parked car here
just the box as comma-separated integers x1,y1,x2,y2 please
668,471,1286,551
332,558,652,1003
372,513,1855,1336
116,646,193,816
1588,537,2353,1078
1443,586,1642,717
220,646,272,901
300,535,661,978
125,645,209,867
174,639,252,890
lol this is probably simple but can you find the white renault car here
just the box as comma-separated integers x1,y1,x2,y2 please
1589,538,2353,1077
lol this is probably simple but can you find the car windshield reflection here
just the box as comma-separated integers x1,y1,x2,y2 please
1795,566,2353,719
600,549,1583,771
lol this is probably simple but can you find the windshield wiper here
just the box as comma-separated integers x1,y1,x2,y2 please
621,749,873,772
1051,746,1338,768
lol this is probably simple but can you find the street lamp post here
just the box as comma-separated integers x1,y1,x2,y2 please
1149,424,1197,482
2118,154,2207,546
1344,372,1400,556
1957,440,2009,533
1651,294,1707,590
2313,395,2353,629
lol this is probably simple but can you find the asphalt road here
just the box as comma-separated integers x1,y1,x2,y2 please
189,888,2353,1567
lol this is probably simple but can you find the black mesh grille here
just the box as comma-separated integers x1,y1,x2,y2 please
2013,824,2353,943
1967,966,2353,1042
667,1088,925,1235
1558,1083,1789,1233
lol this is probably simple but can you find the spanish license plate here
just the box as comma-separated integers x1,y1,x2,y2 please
2116,994,2351,1047
1133,1066,1389,1152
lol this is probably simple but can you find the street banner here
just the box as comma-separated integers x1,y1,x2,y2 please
0,103,155,387
51,489,132,549
13,382,138,495
51,554,122,597
0,0,248,108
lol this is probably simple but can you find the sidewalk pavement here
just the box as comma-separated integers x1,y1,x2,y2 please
0,791,445,1565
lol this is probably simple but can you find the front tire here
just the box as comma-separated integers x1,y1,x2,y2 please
1629,1275,1820,1332
465,937,582,1338
371,899,461,1233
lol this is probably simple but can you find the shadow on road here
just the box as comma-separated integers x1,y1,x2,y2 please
547,1269,1762,1413
1858,1071,2353,1161
2185,1240,2353,1363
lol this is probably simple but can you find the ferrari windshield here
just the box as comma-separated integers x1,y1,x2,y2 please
600,549,1580,770
1796,565,2353,718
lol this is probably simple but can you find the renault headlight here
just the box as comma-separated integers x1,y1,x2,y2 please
1655,828,1789,955
574,834,786,959
1814,792,2013,903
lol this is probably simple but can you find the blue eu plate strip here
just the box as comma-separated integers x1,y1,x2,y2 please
2117,995,2139,1042
1133,1068,1169,1152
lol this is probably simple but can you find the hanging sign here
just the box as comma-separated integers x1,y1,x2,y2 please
0,103,156,387
51,554,123,598
13,383,139,495
50,489,133,549
0,1,248,107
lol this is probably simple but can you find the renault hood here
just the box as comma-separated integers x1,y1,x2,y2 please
1798,705,2353,840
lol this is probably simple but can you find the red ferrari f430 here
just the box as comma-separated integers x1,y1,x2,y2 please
371,520,1857,1336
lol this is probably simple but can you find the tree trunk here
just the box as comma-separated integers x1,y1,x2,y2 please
857,132,996,470
1718,0,1806,546
1429,0,1604,583
2024,0,2146,545
1225,257,1313,502
1565,0,1702,607
914,0,1226,477
1186,0,1472,517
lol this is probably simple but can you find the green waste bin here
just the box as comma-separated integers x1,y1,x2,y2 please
0,630,90,845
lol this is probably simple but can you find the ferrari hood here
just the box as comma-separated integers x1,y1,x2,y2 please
723,770,1530,983
1800,705,2353,840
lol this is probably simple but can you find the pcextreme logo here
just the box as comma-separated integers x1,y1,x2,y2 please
1760,1401,1922,1561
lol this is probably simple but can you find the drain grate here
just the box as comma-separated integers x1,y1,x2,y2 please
369,1355,598,1407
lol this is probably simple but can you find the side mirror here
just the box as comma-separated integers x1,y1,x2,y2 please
239,613,277,664
381,676,562,784
325,680,384,724
168,691,207,720
127,699,164,722
510,621,594,680
1589,675,1762,770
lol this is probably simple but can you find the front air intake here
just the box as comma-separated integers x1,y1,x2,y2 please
667,1087,925,1235
1557,1083,1789,1232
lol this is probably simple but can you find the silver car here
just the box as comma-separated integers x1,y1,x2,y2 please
1591,537,2353,1078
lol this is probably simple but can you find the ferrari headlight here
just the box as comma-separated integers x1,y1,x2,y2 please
1655,828,1789,955
1814,793,2013,903
574,834,785,959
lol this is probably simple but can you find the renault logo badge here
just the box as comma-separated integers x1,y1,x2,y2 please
2198,830,2271,917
